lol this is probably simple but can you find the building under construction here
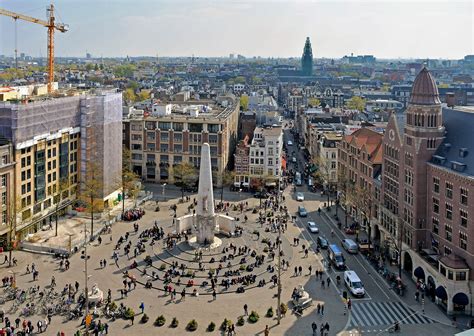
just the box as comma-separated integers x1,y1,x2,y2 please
0,89,122,241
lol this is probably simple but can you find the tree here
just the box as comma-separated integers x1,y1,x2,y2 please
114,64,136,78
312,156,332,204
213,170,235,204
123,88,136,106
120,148,140,215
5,196,21,267
137,90,150,102
346,96,366,112
80,162,103,241
54,178,70,237
337,169,355,227
173,162,198,201
240,95,249,111
308,97,320,107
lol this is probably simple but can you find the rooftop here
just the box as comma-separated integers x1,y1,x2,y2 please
409,67,441,105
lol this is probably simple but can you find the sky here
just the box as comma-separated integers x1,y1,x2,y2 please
0,0,472,59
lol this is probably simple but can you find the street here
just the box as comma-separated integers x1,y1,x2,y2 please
282,124,457,335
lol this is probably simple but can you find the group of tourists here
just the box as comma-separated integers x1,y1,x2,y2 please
121,208,145,222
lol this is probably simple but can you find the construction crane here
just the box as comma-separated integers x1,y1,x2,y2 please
0,4,68,93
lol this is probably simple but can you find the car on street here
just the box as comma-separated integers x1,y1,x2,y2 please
292,157,297,163
344,270,365,297
298,205,308,217
296,192,304,201
287,140,293,146
307,221,319,233
342,239,359,254
317,236,329,249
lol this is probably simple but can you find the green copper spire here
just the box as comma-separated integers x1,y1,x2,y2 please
301,37,313,76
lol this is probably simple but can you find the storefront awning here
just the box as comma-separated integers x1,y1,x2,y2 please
414,267,425,280
435,286,447,301
453,292,469,306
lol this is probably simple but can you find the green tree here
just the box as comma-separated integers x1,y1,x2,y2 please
173,162,198,201
240,95,249,111
308,97,320,107
137,90,150,102
234,76,246,84
114,64,136,78
346,96,366,112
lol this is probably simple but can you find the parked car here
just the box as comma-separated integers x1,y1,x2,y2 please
296,192,304,201
292,157,297,163
342,239,359,254
287,140,293,146
307,221,319,233
317,236,329,249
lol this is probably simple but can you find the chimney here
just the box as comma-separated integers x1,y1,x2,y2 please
446,92,455,107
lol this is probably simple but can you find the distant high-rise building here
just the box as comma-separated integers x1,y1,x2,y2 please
301,37,313,76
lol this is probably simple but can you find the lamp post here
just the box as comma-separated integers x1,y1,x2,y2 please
81,224,91,335
277,215,282,325
161,183,167,203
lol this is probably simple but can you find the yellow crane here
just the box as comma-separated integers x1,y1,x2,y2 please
0,4,68,93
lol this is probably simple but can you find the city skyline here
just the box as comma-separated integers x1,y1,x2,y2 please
0,0,472,60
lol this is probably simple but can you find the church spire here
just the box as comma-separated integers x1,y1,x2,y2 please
301,37,313,76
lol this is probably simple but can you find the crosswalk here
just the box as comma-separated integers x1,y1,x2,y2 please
349,301,434,328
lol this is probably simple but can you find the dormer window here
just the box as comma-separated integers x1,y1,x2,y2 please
459,148,468,158
451,161,467,172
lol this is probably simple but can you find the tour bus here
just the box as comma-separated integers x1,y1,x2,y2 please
328,244,345,269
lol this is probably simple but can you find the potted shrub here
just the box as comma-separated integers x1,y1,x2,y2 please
159,263,166,271
207,321,216,332
124,308,135,320
186,319,198,331
171,317,179,328
266,307,274,318
280,303,288,317
248,311,259,323
140,314,149,323
239,265,246,271
263,246,269,253
237,316,245,326
154,315,166,327
108,301,117,312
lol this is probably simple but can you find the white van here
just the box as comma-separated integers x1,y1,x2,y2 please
344,270,365,297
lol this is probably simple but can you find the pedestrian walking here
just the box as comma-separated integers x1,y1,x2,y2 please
304,249,309,258
312,322,317,335
415,290,420,302
130,314,134,325
321,279,325,289
308,265,312,275
139,302,145,314
326,277,331,287
317,303,321,315
298,266,303,276
294,266,298,276
321,304,325,316
212,290,217,301
264,325,269,336
244,304,248,316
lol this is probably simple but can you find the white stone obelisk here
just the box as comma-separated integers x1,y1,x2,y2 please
196,143,216,244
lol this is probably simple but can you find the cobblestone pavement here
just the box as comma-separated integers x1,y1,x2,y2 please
0,187,347,335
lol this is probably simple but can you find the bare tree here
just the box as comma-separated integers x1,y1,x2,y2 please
337,169,355,227
312,156,332,204
54,178,70,237
5,196,21,267
80,162,103,241
213,170,235,204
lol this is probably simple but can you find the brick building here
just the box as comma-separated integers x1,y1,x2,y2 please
380,68,474,315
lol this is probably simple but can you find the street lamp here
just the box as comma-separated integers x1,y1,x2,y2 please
276,215,282,325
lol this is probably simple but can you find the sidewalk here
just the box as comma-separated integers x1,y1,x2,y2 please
324,205,463,328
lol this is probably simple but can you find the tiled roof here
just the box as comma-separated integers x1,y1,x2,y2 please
344,128,383,164
409,67,441,105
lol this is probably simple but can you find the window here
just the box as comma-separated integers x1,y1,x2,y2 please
131,134,142,141
145,121,156,130
147,143,155,151
447,269,453,280
461,188,468,206
405,170,413,186
147,132,155,140
446,203,453,220
160,132,169,141
268,158,273,166
406,136,412,146
131,144,142,150
432,217,439,235
433,177,439,193
160,144,169,152
131,153,142,161
209,134,218,144
188,123,203,132
460,209,468,227
174,144,182,153
1,175,6,187
433,198,439,214
208,124,220,133
158,122,171,130
456,272,467,281
459,232,467,250
440,265,446,276
405,152,413,167
173,133,182,142
445,224,452,241
173,123,183,132
445,182,453,199
427,138,436,149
